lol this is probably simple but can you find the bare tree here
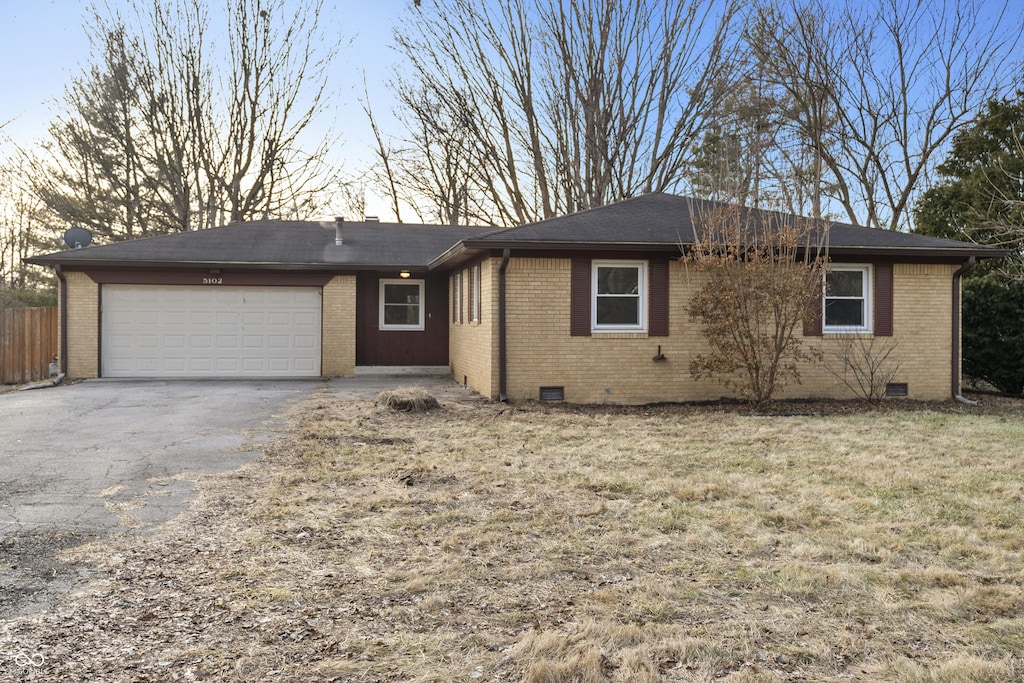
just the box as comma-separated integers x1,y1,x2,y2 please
366,84,491,225
747,0,1022,231
25,0,340,241
686,202,828,408
0,160,58,291
687,70,818,212
383,0,739,226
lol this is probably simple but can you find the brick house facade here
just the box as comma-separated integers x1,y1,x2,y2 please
30,194,1000,403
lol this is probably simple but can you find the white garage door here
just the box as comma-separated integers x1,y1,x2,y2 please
102,285,322,378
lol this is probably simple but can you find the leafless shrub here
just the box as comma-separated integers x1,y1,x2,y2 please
822,334,903,403
687,202,828,408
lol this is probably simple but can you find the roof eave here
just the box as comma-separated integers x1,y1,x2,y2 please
430,240,685,269
826,246,1010,260
24,258,435,272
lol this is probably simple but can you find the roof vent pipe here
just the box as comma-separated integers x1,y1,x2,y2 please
334,216,344,245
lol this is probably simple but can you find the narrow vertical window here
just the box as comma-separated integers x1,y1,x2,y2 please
471,264,481,322
453,271,463,323
380,279,424,330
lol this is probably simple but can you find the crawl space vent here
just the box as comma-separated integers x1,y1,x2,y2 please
885,382,909,397
539,386,565,401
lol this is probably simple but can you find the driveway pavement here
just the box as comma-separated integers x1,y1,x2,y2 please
0,375,474,619
0,379,320,618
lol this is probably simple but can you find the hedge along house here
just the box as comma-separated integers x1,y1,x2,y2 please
29,193,1002,403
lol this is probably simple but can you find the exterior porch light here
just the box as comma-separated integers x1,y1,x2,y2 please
400,270,411,278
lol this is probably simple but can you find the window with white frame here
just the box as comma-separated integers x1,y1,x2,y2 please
470,264,481,322
380,279,424,330
592,260,647,332
824,265,872,333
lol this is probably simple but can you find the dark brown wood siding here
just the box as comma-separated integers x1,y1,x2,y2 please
803,288,824,337
82,269,333,286
356,272,450,366
570,258,591,336
874,262,894,336
648,258,669,336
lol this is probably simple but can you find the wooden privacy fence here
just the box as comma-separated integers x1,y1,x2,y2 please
0,307,59,385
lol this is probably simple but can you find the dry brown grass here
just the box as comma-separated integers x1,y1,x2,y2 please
2,392,1024,681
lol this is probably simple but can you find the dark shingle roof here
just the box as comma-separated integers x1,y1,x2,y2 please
28,194,1004,271
437,193,1003,261
28,220,499,271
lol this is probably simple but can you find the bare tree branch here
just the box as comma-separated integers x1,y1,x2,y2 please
385,0,739,226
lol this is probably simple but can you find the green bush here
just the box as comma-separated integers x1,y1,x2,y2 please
0,287,58,308
963,274,1024,395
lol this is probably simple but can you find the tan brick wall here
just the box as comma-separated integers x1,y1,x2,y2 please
450,258,498,398
502,258,957,404
793,263,955,401
64,271,99,379
322,275,356,377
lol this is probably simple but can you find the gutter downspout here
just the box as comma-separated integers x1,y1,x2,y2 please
498,248,510,402
55,265,68,376
952,257,977,405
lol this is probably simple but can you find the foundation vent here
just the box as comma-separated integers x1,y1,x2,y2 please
885,382,909,397
539,386,565,401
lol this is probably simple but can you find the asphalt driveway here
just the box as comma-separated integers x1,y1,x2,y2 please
0,379,320,617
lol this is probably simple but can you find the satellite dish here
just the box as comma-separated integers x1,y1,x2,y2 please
63,227,93,249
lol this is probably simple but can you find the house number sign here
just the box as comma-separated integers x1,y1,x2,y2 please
202,277,224,285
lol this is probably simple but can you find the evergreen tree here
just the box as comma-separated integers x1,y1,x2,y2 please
914,93,1024,275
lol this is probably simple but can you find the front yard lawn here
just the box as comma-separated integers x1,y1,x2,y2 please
3,391,1024,682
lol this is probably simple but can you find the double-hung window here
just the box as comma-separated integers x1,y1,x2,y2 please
380,279,424,330
824,265,871,333
592,260,647,332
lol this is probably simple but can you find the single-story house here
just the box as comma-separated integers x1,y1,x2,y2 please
27,193,1003,403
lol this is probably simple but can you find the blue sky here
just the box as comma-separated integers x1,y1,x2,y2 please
0,0,410,217
1,0,1020,223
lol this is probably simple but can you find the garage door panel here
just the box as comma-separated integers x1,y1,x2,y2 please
102,285,321,378
243,358,266,371
216,358,239,372
293,359,316,372
268,358,292,374
190,358,213,372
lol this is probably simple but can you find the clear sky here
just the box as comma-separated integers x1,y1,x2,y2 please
0,0,412,218
1,0,1020,224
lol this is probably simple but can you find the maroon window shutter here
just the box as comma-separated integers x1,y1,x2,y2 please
570,258,591,336
804,276,823,337
874,262,893,336
649,258,669,336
